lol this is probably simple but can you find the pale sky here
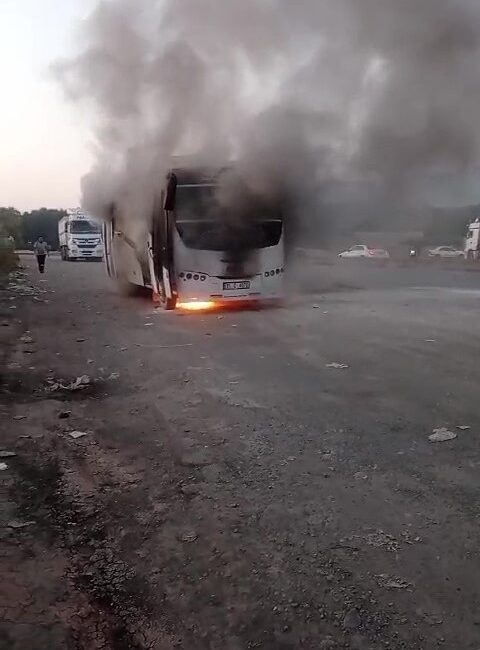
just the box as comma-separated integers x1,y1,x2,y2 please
0,0,98,212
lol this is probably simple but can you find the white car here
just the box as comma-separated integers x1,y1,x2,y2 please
428,246,465,258
338,245,390,259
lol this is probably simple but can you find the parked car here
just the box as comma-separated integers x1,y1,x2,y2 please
427,246,465,258
338,245,390,259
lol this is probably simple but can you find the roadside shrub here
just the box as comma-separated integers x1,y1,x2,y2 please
0,248,19,276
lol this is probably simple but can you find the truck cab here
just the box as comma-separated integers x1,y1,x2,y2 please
59,209,104,261
465,219,480,260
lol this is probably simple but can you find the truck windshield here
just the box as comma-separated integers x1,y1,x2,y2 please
175,185,282,251
70,221,101,234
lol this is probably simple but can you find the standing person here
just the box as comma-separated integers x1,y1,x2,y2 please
33,237,48,273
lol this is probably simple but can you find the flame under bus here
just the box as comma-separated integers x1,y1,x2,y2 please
103,167,285,310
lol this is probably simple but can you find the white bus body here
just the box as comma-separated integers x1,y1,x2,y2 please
103,167,285,309
58,209,104,261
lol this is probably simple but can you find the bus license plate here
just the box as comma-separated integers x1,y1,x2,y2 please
223,281,250,290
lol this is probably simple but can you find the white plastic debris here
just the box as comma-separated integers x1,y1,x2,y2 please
68,431,88,440
7,520,35,529
13,415,26,421
20,335,34,344
0,451,17,458
47,375,91,392
429,428,457,443
456,425,471,431
326,363,349,370
0,463,8,471
107,372,120,381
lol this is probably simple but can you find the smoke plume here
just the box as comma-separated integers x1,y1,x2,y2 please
55,0,480,237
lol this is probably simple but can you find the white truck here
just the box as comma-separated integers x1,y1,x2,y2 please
465,219,480,260
58,209,104,261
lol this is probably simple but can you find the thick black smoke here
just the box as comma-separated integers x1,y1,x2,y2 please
55,0,480,238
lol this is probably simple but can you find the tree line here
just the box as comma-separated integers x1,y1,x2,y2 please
0,207,66,249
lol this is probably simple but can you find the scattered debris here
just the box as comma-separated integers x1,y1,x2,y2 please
354,472,368,480
7,520,35,530
0,451,17,458
76,338,87,343
19,334,34,343
0,463,8,471
13,415,26,421
421,612,444,626
46,375,91,392
68,431,89,440
456,425,471,431
425,339,436,343
144,323,153,326
107,372,120,381
87,359,95,364
312,304,321,309
352,529,400,553
429,428,457,443
179,531,198,543
58,411,71,419
326,363,349,370
375,574,413,590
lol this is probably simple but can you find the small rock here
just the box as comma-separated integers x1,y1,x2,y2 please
0,463,8,471
13,415,26,421
456,425,471,431
76,338,87,343
326,363,349,370
343,608,362,630
58,411,71,419
179,531,198,543
68,431,88,440
354,472,368,480
429,428,457,443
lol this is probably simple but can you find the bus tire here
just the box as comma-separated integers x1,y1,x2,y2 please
152,290,176,310
163,296,177,310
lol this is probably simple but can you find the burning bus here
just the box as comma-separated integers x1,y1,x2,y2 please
103,165,285,310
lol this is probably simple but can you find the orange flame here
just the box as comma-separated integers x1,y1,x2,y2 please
177,301,217,312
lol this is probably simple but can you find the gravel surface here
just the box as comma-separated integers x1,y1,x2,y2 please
1,254,480,649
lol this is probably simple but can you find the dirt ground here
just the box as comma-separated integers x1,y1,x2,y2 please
1,255,480,650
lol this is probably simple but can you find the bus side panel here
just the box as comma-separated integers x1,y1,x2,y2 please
112,233,146,287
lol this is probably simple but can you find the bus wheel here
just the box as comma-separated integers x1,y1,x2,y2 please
164,296,177,310
153,291,176,310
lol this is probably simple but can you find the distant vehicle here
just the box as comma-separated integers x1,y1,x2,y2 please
428,246,465,259
58,209,104,261
465,219,480,260
338,245,390,259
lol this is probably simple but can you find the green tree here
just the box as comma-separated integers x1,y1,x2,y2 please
0,207,23,246
22,208,67,249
